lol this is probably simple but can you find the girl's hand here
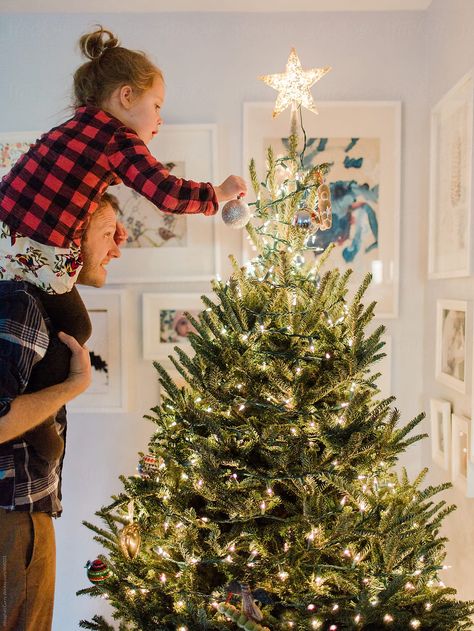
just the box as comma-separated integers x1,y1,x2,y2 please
114,221,128,246
214,176,247,202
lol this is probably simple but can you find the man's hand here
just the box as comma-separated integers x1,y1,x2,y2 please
214,176,248,202
114,221,128,246
58,331,91,395
0,333,93,444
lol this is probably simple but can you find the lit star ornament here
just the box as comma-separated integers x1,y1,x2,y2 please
259,48,331,118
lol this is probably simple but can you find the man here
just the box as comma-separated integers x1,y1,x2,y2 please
0,194,122,631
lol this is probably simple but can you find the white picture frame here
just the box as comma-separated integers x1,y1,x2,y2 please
106,124,219,284
243,101,401,318
435,299,468,393
428,71,474,279
69,289,128,413
451,413,474,496
142,292,208,361
0,130,42,177
430,398,452,470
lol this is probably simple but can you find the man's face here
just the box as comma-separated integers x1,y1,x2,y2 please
77,203,121,287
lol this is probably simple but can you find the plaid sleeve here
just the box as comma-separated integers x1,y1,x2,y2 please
0,288,49,417
105,129,218,216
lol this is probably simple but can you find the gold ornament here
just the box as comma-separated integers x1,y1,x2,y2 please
259,48,331,118
317,183,332,230
119,522,142,560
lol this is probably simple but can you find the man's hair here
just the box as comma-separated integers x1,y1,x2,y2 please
99,191,120,214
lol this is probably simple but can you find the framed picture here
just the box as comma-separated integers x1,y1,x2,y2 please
0,131,41,177
435,299,468,393
243,101,401,318
106,124,219,284
428,71,474,278
69,289,128,413
142,293,208,360
451,413,474,496
430,398,452,470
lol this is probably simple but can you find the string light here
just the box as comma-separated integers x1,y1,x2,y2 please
383,614,394,623
410,620,421,629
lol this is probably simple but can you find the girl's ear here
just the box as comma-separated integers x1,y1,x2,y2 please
119,85,135,109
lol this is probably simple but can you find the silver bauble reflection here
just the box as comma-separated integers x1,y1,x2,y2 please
222,197,251,229
292,208,314,231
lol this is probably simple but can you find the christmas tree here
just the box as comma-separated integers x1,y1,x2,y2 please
78,52,473,631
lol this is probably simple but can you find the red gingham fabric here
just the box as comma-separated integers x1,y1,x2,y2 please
0,107,218,248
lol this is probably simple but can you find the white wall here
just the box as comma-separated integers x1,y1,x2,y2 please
0,6,455,628
422,0,474,604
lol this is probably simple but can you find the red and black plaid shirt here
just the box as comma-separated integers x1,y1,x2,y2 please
0,106,218,248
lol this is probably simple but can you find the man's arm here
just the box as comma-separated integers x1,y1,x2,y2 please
0,332,91,444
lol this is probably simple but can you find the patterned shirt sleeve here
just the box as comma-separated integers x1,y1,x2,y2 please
105,129,219,216
0,288,49,417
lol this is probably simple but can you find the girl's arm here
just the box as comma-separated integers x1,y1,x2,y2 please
106,130,246,216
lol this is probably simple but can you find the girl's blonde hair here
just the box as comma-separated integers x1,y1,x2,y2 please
73,26,163,108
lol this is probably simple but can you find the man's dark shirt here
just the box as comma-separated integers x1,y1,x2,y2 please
0,281,68,516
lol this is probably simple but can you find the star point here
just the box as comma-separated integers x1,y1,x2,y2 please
259,48,331,118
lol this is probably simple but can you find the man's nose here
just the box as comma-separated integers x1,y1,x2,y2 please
110,242,121,259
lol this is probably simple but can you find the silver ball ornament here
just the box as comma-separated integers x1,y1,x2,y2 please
292,208,315,232
222,196,251,229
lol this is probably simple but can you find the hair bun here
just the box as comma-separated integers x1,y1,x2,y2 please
79,26,119,61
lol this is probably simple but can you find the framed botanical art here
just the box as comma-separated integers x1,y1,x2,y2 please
430,398,452,470
243,101,401,318
0,131,41,177
106,124,219,284
142,293,208,361
428,71,474,278
435,299,468,393
69,289,128,413
451,413,474,496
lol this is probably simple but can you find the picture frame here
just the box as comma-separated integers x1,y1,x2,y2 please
243,101,401,318
451,413,474,496
106,124,219,284
0,130,42,178
430,398,452,470
68,289,128,413
428,71,474,279
142,292,208,361
435,299,468,393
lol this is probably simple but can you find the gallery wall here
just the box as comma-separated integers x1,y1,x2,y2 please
0,2,467,626
422,0,474,604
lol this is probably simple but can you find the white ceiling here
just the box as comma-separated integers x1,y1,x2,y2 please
0,0,434,13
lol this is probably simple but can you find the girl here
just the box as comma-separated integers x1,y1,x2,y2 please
0,26,246,458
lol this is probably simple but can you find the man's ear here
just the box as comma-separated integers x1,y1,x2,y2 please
119,85,135,110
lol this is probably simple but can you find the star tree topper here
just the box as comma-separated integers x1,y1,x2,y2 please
259,48,331,118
